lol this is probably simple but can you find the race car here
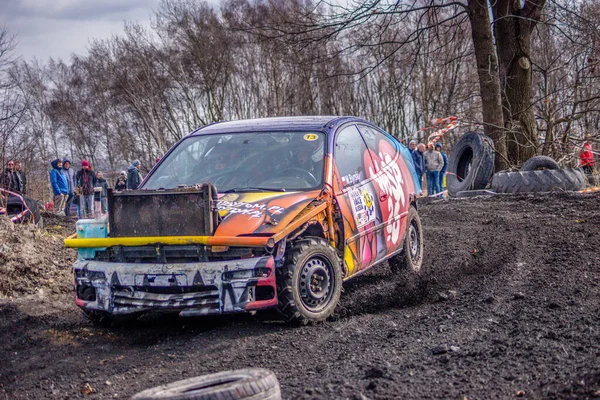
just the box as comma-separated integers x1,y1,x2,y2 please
65,116,423,325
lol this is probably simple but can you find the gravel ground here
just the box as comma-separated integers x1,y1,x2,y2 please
0,193,599,399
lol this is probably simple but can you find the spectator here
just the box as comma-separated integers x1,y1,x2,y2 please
435,143,448,191
63,158,76,217
1,160,19,192
127,160,143,190
424,143,444,196
114,171,127,191
580,142,594,175
76,160,96,219
14,161,26,194
49,159,68,215
411,143,425,184
94,171,110,213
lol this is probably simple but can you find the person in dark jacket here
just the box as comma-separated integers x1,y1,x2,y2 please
63,158,77,217
435,143,448,191
14,161,26,194
94,171,110,213
76,160,96,218
114,171,127,191
50,159,69,215
411,143,425,186
1,160,19,192
127,160,143,190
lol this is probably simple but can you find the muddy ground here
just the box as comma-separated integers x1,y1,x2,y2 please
0,194,599,399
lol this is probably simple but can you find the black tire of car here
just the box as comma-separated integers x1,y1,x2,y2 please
276,238,342,325
389,206,423,274
520,155,560,171
130,368,281,400
491,168,587,194
446,132,495,196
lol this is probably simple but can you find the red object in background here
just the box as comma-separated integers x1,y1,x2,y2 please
580,143,594,167
45,202,54,211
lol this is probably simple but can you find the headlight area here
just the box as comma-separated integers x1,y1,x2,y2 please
74,269,107,302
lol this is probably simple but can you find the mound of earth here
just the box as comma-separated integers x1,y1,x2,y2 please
0,213,76,298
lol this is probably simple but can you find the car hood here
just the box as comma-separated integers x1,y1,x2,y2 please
214,190,322,237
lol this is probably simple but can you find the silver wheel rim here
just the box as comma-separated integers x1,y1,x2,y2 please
408,219,422,272
299,257,333,312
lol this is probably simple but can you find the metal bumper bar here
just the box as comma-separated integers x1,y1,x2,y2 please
73,256,277,316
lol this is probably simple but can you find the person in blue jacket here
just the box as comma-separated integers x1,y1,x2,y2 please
436,142,448,191
411,143,425,187
49,159,68,216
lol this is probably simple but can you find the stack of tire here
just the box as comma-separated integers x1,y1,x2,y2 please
446,132,587,196
491,156,587,193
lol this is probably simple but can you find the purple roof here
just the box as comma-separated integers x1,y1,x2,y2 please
191,116,369,136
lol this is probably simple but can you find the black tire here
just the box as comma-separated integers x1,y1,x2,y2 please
491,168,587,194
447,132,495,196
520,155,560,171
455,190,496,198
390,206,423,274
130,368,281,400
276,238,342,325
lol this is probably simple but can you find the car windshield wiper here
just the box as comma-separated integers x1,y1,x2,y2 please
222,187,286,193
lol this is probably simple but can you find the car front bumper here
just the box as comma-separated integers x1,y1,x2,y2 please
73,256,277,316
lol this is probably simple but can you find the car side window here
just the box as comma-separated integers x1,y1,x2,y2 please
358,124,398,163
334,125,368,189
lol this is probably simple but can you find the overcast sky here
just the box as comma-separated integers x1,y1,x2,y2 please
1,0,165,62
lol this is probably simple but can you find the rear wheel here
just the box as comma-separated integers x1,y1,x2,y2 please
276,238,342,325
390,206,423,274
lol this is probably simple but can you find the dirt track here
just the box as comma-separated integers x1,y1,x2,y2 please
1,193,599,399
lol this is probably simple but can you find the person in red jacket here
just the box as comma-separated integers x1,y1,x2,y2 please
580,142,594,175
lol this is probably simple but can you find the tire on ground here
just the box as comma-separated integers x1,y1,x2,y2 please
276,237,342,325
491,168,587,194
520,155,560,171
130,368,281,400
390,206,423,274
446,132,495,196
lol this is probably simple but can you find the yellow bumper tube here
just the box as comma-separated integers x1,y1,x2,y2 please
64,234,275,249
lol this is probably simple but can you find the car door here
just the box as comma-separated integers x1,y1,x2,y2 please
331,124,387,277
357,124,418,259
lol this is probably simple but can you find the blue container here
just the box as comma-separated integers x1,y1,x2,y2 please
76,217,108,259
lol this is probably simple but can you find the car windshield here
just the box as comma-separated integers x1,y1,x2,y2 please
142,131,325,192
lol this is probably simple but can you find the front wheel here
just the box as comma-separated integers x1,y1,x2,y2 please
276,238,342,325
390,206,423,274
